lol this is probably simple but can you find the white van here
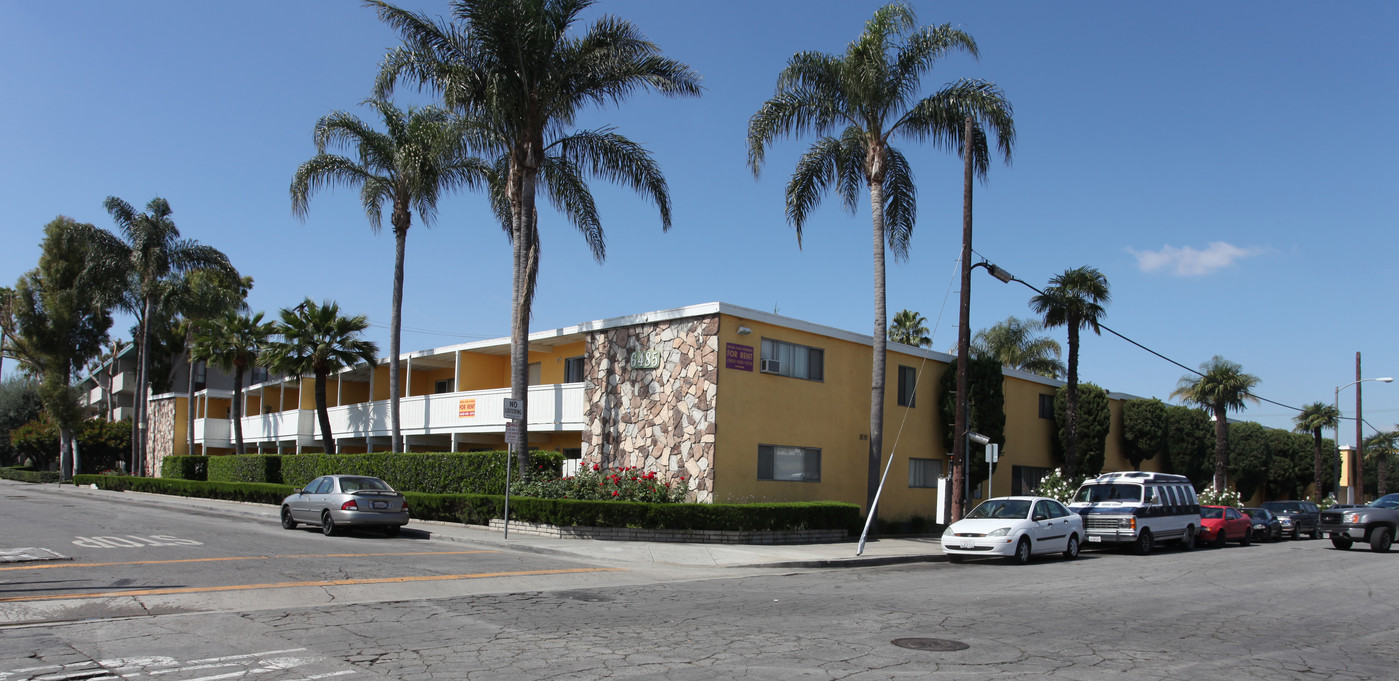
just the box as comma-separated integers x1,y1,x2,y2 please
1067,471,1201,554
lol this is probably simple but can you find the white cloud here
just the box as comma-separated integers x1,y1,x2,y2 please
1126,242,1265,276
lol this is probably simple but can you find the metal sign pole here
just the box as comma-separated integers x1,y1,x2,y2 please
503,433,512,540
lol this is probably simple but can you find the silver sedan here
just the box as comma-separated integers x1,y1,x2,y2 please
280,475,411,536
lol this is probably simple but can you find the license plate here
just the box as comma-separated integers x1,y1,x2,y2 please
372,501,389,510
960,540,975,549
1088,536,1102,543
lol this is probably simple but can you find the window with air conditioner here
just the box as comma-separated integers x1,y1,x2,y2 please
758,444,821,482
759,338,824,381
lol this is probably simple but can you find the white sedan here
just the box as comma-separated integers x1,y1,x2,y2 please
941,496,1084,564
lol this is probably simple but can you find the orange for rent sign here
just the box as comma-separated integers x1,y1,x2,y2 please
459,398,476,418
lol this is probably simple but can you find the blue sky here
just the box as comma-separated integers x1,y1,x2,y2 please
2,1,1396,443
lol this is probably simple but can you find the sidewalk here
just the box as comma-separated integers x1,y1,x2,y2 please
17,481,948,569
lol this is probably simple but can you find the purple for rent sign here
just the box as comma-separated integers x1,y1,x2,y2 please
726,342,754,371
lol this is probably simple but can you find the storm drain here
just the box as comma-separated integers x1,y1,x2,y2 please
891,638,970,652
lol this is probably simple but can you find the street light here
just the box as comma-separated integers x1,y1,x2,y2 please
1335,375,1393,504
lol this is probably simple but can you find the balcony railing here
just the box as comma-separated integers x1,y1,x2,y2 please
195,383,585,448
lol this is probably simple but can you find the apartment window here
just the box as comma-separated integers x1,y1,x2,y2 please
1038,393,1055,420
758,445,821,482
1012,465,1056,496
908,458,940,488
251,367,269,384
759,338,824,381
194,362,207,391
434,378,455,394
897,365,917,407
528,362,541,386
564,356,585,383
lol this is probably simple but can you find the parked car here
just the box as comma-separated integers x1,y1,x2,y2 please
1068,471,1200,554
1241,507,1283,542
281,475,411,536
1319,493,1399,553
1198,505,1252,547
1260,500,1320,539
941,496,1084,564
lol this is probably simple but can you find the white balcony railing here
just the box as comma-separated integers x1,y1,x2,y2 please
195,383,586,448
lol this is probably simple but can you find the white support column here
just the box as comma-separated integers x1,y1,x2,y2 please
405,357,413,397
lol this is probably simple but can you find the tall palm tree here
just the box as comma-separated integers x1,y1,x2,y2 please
262,299,379,455
97,196,236,474
1028,267,1109,480
887,309,931,348
370,0,701,475
1172,355,1259,491
747,2,1014,514
1293,401,1341,502
174,271,252,457
970,316,1063,378
1364,429,1398,496
191,311,274,454
291,98,494,455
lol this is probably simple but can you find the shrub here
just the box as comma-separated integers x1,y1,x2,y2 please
208,454,281,483
280,451,562,494
1035,468,1084,505
0,466,61,483
161,455,209,480
1198,483,1242,508
512,464,687,503
73,474,295,504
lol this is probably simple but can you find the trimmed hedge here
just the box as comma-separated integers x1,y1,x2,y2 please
69,475,860,532
208,455,281,484
1,466,61,483
279,451,562,494
161,456,209,481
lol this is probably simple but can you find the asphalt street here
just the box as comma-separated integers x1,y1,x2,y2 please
2,481,1395,680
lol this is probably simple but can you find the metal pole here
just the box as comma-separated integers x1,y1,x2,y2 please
503,434,513,539
1355,352,1363,504
1334,386,1342,502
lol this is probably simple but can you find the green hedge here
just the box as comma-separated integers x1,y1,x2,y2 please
69,475,859,532
0,466,60,483
208,455,281,484
279,451,562,494
161,456,209,481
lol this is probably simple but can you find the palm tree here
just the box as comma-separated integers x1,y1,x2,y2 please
262,299,379,455
191,311,274,454
970,316,1063,378
174,271,252,457
887,309,931,348
370,0,701,474
291,98,494,455
1364,429,1398,496
1293,401,1341,502
97,196,236,474
1028,267,1109,480
1172,355,1260,491
747,2,1014,514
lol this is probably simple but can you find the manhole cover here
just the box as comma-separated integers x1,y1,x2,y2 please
891,638,969,652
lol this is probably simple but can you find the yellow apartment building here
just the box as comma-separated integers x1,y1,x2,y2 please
146,302,1163,519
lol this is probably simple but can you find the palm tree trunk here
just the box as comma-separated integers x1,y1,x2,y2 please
866,179,887,522
1064,323,1080,480
509,161,539,477
315,370,334,454
389,216,408,455
1380,451,1389,496
186,356,196,457
232,366,245,455
59,427,72,481
1312,429,1324,502
1213,404,1229,490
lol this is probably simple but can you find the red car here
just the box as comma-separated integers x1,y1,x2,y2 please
1199,505,1252,547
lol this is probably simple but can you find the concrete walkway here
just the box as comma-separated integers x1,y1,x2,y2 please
18,482,949,569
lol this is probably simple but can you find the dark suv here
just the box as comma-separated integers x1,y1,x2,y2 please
1261,500,1321,539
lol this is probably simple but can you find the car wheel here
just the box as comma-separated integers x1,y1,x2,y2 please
1240,527,1251,546
1180,525,1196,551
1370,527,1392,553
1133,530,1154,555
1213,529,1227,548
280,506,297,530
321,511,338,537
1292,527,1301,540
384,525,401,538
1331,536,1353,550
1063,534,1080,560
1310,527,1321,540
1008,538,1032,565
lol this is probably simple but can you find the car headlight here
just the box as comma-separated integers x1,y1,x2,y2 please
1253,523,1265,529
987,527,1011,537
1346,513,1362,524
1279,517,1292,525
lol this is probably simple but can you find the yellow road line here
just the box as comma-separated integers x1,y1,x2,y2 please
0,550,499,571
0,568,623,603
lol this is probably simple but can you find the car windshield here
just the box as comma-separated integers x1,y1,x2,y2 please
1073,483,1142,504
1370,495,1399,509
1262,502,1301,513
1243,509,1267,519
1201,507,1224,519
340,477,392,493
966,499,1032,519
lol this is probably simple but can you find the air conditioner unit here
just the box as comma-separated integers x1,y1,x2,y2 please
760,359,781,374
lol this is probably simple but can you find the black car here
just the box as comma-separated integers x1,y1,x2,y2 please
1260,500,1321,539
1241,507,1283,542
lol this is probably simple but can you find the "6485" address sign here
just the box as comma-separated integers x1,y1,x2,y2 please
629,349,662,370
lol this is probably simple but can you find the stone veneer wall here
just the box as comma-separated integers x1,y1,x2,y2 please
146,396,177,477
582,315,719,502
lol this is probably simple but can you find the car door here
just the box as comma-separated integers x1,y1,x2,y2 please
293,477,329,522
1030,500,1068,553
1224,507,1244,539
